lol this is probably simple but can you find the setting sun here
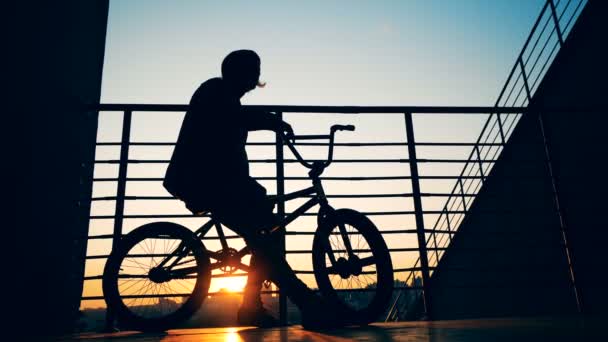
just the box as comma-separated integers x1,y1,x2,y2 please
211,276,248,294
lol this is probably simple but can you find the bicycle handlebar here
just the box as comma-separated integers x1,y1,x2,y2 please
283,124,356,169
332,124,355,132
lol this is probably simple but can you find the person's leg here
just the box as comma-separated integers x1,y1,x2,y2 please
212,180,317,310
232,183,274,311
241,251,265,309
239,224,317,309
213,179,354,329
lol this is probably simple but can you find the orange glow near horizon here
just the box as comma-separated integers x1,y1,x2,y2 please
211,276,248,294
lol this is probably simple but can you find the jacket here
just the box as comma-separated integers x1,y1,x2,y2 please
164,77,280,210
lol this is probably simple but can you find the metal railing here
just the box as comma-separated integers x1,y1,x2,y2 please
80,0,589,324
81,105,526,324
386,0,588,321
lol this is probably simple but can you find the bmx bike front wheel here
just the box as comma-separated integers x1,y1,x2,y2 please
312,209,394,325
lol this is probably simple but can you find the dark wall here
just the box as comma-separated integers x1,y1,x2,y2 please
428,112,579,319
14,1,109,335
429,0,606,319
527,0,607,314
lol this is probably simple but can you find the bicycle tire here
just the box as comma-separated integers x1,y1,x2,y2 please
103,222,211,331
312,209,394,325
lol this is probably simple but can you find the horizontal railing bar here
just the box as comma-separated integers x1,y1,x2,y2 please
285,247,424,254
288,229,416,235
87,234,115,240
92,175,485,182
199,235,242,240
84,234,244,240
292,270,379,275
85,239,563,260
292,134,330,140
92,174,548,182
88,213,409,219
83,271,251,281
89,210,473,219
93,209,558,219
89,208,554,219
164,243,560,257
78,283,580,300
85,246,425,259
93,104,528,113
428,264,574,272
426,244,563,251
95,141,506,147
83,262,566,281
79,286,422,301
81,229,464,241
93,158,500,164
292,266,426,274
90,193,479,201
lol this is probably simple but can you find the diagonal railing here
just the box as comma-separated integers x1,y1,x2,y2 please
386,0,588,321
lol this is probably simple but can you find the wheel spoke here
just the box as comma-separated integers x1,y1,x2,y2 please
117,273,148,279
119,278,146,295
331,230,343,259
124,257,150,271
362,273,376,285
338,223,355,257
313,213,392,322
174,279,193,294
324,239,337,265
151,238,157,267
107,225,211,324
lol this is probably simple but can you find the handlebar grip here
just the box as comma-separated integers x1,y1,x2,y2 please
333,124,356,132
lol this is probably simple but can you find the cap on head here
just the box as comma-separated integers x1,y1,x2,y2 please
221,50,261,83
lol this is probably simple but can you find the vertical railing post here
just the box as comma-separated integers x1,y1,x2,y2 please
105,109,132,329
274,111,287,325
496,113,506,144
475,145,485,183
431,225,439,267
112,110,132,249
404,112,432,318
548,0,564,46
444,208,453,243
458,178,468,212
519,57,532,102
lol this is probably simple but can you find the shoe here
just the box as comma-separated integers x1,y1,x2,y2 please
300,295,356,330
237,305,282,328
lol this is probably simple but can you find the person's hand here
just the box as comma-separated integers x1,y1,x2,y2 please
279,120,294,138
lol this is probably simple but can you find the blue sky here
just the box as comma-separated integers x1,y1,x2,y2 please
101,0,544,105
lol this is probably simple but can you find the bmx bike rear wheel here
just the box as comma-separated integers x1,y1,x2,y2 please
103,222,211,331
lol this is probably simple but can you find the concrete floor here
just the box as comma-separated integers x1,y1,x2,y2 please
63,317,604,341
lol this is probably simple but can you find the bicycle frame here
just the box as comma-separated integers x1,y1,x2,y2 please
162,125,356,277
182,185,329,273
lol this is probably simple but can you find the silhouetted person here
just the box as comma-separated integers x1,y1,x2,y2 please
164,50,351,329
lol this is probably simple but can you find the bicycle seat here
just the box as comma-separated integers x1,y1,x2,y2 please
185,202,210,216
193,210,209,217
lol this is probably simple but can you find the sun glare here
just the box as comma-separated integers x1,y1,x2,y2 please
212,276,247,293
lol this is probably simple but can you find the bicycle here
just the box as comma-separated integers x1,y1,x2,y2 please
102,124,394,331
